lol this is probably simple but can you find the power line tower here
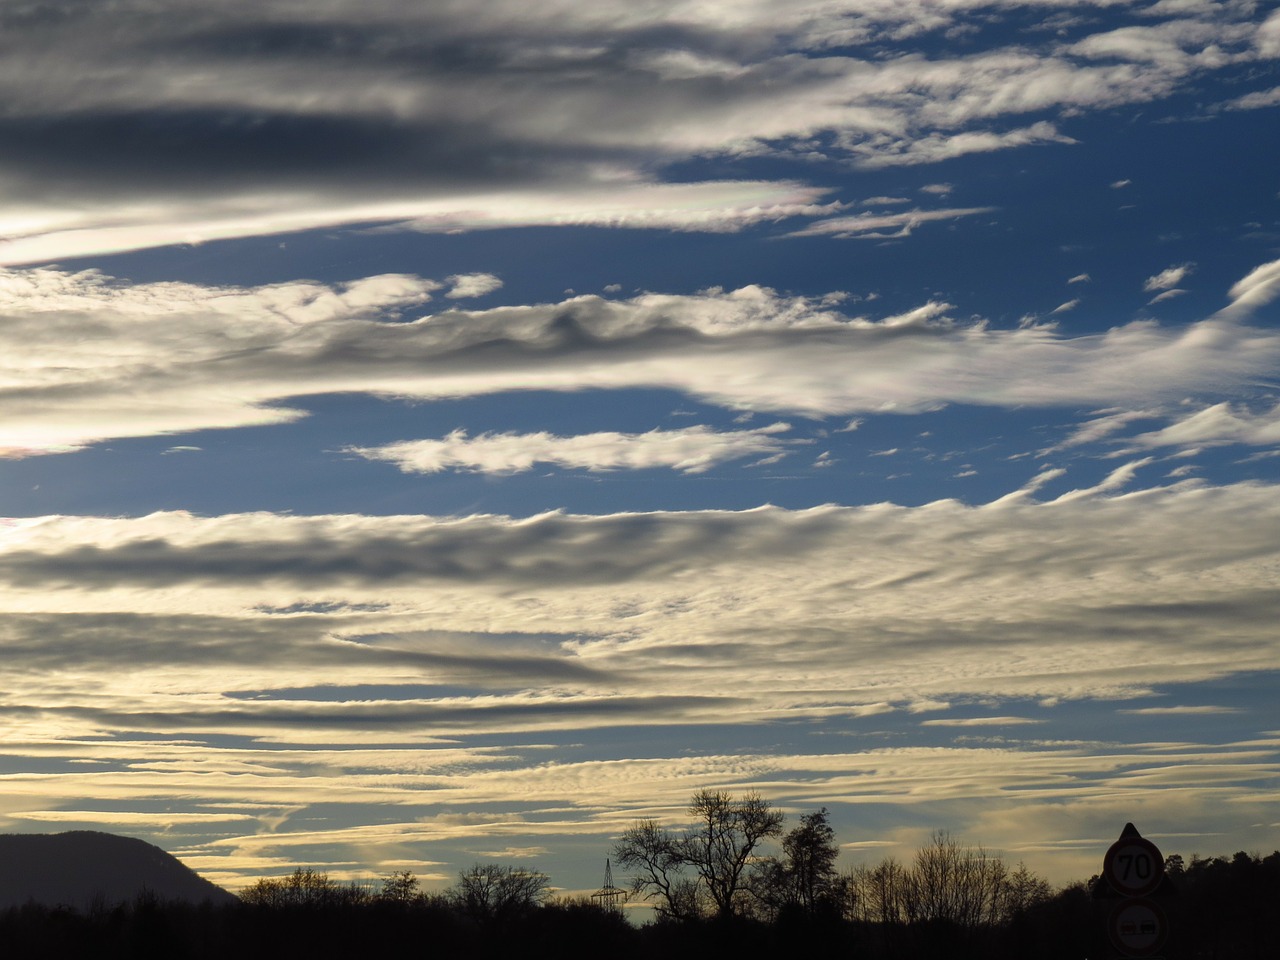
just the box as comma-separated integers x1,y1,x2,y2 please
591,858,627,915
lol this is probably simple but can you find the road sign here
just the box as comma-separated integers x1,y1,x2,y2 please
1103,827,1165,897
1108,897,1168,957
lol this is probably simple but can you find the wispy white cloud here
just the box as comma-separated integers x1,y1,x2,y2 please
1216,256,1280,318
1045,408,1160,452
1048,457,1154,501
848,122,1076,169
788,206,997,239
348,423,797,475
1144,262,1195,291
0,181,843,265
445,273,504,299
920,716,1045,727
1222,84,1280,110
1118,705,1243,716
1126,401,1280,451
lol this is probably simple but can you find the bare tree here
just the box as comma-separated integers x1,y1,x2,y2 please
843,858,910,925
841,832,1053,931
1001,861,1052,917
451,863,549,924
615,790,784,920
239,868,367,908
612,818,700,920
378,870,420,905
683,790,784,918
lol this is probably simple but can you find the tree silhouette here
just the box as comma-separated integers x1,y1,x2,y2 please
614,789,783,920
239,868,356,909
612,818,700,920
378,870,420,905
450,863,549,924
750,807,840,919
684,790,784,918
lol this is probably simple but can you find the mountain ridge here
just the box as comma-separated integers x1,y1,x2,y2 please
0,830,235,910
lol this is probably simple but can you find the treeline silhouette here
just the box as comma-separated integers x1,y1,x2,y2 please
2,792,1277,959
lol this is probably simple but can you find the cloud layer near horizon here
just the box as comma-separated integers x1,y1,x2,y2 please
2,483,1278,888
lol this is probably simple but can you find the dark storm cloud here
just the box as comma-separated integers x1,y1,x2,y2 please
0,111,590,198
0,2,797,202
1,1,1272,260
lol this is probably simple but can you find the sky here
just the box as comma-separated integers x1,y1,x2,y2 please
1,0,1279,907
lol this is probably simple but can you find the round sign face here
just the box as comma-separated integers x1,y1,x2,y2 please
1103,836,1164,897
1108,898,1168,957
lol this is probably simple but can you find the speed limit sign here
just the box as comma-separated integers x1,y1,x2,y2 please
1103,831,1165,897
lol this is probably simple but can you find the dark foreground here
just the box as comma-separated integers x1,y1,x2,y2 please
3,849,1276,960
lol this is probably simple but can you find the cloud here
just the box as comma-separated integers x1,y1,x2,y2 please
1216,256,1280,318
348,423,798,475
848,122,1076,169
472,846,549,860
919,716,1045,727
445,273,504,299
4,483,1279,706
789,206,997,239
0,181,843,265
1117,705,1243,716
1144,262,1195,291
1049,457,1154,502
1050,298,1081,314
5,265,1280,457
1045,408,1160,452
1222,84,1280,110
1068,273,1091,284
0,2,1272,259
1255,5,1280,58
1126,401,1280,451
1069,15,1256,68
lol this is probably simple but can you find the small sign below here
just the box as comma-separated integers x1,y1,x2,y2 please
1108,897,1168,957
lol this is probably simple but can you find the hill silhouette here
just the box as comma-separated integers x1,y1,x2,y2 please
0,831,235,910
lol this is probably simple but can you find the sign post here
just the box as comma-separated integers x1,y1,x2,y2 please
1098,823,1170,959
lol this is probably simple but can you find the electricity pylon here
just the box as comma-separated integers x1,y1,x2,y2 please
591,858,627,914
